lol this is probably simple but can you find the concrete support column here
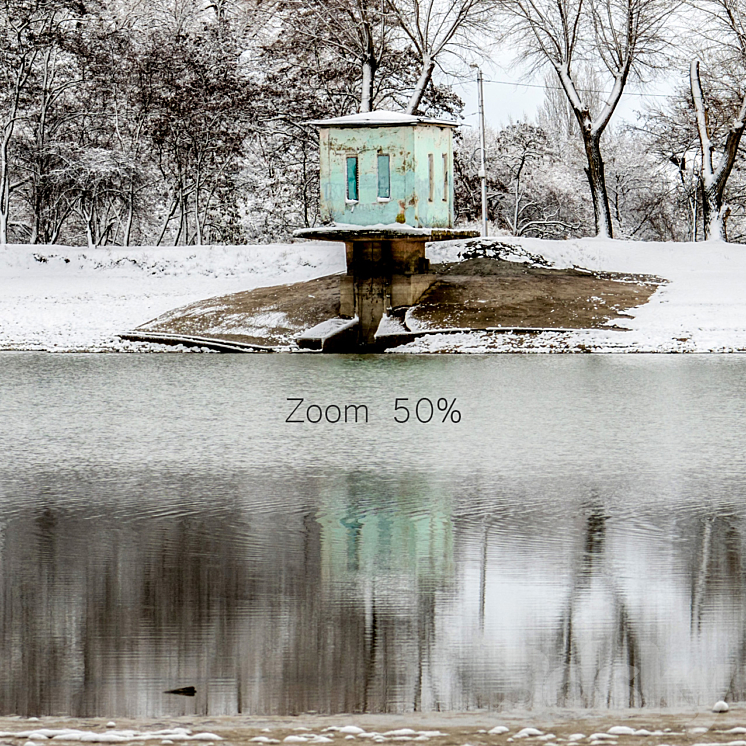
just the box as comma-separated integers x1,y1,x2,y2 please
340,238,434,346
294,226,479,351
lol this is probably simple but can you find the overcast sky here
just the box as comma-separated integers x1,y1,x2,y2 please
452,53,682,131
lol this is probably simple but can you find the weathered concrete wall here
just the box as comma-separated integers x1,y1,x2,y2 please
413,125,453,228
319,124,453,228
320,126,415,225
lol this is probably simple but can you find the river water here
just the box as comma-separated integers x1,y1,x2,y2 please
1,353,746,718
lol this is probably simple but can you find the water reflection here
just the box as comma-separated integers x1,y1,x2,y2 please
3,355,746,717
2,469,746,717
554,504,645,709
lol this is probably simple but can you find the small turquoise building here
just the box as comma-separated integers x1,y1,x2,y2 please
311,111,457,228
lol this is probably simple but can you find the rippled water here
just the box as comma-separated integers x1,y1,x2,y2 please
2,353,746,718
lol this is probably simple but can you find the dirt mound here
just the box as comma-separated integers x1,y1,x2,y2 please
134,257,663,348
406,257,662,331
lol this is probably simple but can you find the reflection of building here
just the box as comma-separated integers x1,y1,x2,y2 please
314,477,455,711
313,111,457,229
316,477,454,585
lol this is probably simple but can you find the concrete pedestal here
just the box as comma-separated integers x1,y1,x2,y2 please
294,226,479,348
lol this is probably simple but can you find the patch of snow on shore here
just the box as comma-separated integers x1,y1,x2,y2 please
0,242,345,352
0,730,221,742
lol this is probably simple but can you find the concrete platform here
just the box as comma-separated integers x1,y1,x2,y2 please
293,226,479,242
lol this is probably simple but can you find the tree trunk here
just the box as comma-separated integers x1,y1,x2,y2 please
194,169,203,246
85,206,95,250
157,197,179,246
174,178,187,245
361,56,376,113
581,130,613,239
552,59,628,240
34,48,52,245
0,123,15,245
690,59,746,241
124,188,134,247
700,183,729,242
512,155,526,235
406,57,435,115
0,57,28,246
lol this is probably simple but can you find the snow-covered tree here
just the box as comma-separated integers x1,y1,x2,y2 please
686,0,746,241
274,0,394,113
0,0,88,244
604,128,686,240
640,65,746,243
500,0,676,238
455,122,588,237
137,21,256,245
387,0,495,114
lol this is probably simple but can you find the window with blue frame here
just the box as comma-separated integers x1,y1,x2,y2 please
346,156,358,201
377,154,390,199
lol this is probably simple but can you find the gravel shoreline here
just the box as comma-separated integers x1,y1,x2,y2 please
2,709,746,746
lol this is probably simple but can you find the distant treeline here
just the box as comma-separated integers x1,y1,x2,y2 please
3,0,746,246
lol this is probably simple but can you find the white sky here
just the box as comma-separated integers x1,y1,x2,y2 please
452,54,682,132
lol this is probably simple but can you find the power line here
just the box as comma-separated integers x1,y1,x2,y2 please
481,77,673,99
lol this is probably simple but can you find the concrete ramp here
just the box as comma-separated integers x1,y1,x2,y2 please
296,317,359,352
118,331,275,352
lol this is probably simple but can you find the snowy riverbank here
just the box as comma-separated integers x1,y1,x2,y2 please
1,237,746,352
0,242,345,351
418,237,746,353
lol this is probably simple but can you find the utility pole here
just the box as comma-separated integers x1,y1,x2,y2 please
476,67,488,237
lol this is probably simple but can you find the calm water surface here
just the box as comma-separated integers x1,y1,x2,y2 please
1,353,746,717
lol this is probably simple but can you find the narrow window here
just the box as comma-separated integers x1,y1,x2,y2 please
377,154,390,199
442,153,449,201
428,153,434,201
346,156,358,201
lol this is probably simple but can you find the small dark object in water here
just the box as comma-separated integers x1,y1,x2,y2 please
164,686,196,696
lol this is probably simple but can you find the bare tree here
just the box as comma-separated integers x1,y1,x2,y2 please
502,0,675,237
688,0,746,240
387,0,494,114
0,0,63,244
279,0,391,113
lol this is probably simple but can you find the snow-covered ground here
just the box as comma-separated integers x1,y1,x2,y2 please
1,237,745,352
0,242,346,351
421,236,746,353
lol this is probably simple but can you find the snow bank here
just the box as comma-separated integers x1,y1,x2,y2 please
0,242,345,352
0,729,221,742
2,236,746,353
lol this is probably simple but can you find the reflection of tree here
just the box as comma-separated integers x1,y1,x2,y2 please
691,516,714,634
0,477,259,717
413,589,433,711
555,503,645,708
688,512,746,702
691,513,743,634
